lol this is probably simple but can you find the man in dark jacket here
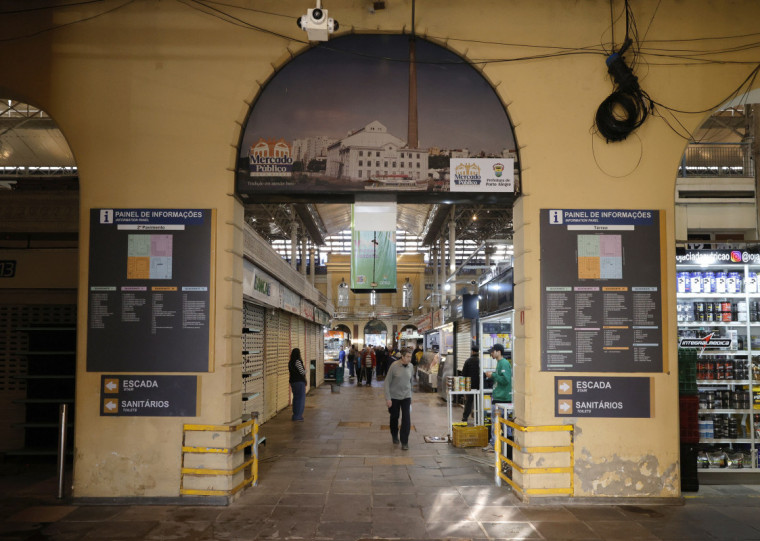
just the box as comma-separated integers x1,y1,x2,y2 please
461,345,481,422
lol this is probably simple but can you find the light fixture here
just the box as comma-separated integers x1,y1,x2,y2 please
444,284,451,291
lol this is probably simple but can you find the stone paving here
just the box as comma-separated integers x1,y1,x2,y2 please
2,377,760,540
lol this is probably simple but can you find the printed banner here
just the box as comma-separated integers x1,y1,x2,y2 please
450,158,514,192
350,230,397,291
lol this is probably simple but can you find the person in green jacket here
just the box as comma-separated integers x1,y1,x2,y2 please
484,343,512,452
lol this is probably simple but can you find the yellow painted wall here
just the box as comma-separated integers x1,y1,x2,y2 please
0,0,758,499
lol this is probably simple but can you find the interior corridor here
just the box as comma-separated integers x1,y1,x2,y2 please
3,379,760,540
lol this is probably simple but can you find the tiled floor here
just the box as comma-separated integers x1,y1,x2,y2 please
2,377,760,540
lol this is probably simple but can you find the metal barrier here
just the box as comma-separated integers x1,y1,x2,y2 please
180,418,259,497
495,414,574,498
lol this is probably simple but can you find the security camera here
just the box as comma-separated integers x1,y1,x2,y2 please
297,1,338,42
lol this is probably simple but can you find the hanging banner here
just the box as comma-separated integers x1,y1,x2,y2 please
350,230,397,292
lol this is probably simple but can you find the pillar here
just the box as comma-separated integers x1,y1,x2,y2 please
310,247,316,286
290,223,298,270
438,237,445,307
448,216,456,301
432,246,439,310
301,237,307,276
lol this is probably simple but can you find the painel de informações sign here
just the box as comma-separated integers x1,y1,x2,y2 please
540,209,664,373
87,209,213,372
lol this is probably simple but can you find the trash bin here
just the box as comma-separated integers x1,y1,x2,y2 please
309,360,316,387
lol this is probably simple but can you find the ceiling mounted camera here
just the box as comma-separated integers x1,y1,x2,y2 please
297,0,339,42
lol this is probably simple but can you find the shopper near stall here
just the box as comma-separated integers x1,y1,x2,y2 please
347,344,358,380
461,345,481,423
412,342,423,380
288,348,307,422
384,347,414,450
483,343,512,454
338,345,346,370
375,346,388,379
358,345,376,386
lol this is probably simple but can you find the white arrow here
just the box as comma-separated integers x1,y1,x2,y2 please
559,382,570,392
105,401,117,411
105,381,118,391
559,401,571,412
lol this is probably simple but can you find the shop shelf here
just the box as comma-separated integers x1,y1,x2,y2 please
697,380,752,385
679,322,748,327
700,438,753,443
698,409,754,414
678,293,746,299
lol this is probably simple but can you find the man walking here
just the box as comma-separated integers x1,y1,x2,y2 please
384,348,414,450
461,345,481,423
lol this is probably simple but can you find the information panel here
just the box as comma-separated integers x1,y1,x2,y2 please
555,376,651,418
540,209,664,373
100,375,198,416
87,209,213,372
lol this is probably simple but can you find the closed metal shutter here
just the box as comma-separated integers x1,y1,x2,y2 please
242,302,265,420
277,312,291,411
455,320,472,373
263,309,280,422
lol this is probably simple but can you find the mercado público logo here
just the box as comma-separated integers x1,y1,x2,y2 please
249,137,293,177
450,158,515,192
453,162,482,186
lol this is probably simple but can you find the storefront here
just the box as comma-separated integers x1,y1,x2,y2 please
242,256,328,423
676,247,760,481
476,268,515,425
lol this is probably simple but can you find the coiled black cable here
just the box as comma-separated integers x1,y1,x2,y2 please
595,39,652,142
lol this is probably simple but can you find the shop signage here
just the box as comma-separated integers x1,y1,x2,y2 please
540,209,664,373
450,158,514,192
100,375,197,416
678,333,732,354
554,376,651,418
0,260,16,278
417,313,433,333
432,309,443,328
314,307,331,326
243,260,282,309
87,209,213,373
281,286,301,315
675,249,760,266
301,300,314,321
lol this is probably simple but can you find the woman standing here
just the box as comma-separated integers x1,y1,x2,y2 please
288,348,306,421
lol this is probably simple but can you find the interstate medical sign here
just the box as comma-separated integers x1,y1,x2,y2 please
554,376,651,418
